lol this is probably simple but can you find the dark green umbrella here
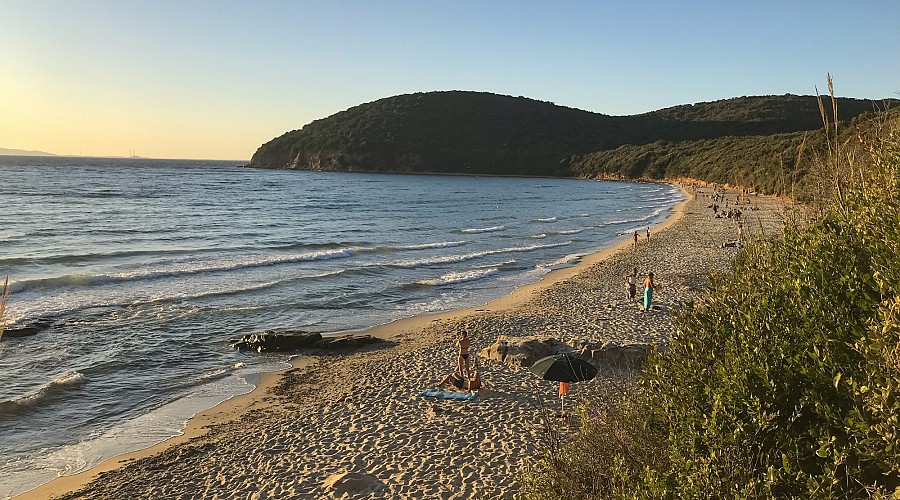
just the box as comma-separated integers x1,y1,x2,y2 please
529,353,598,382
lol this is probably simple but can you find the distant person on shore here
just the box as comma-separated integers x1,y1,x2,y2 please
633,230,638,250
625,267,638,302
643,272,656,311
737,223,744,243
456,330,471,380
646,227,651,241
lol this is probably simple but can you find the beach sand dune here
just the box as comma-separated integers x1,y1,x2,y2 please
29,187,785,499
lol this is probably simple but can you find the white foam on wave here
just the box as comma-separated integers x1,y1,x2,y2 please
111,248,356,281
530,233,547,239
393,240,467,250
1,372,86,412
51,372,86,387
460,225,505,234
12,248,357,294
390,241,572,268
474,259,516,269
417,268,500,286
533,217,558,223
538,252,589,269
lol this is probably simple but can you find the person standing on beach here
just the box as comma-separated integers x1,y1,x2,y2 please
625,268,638,302
633,230,638,250
646,227,651,241
737,222,744,243
456,330,471,380
643,272,656,311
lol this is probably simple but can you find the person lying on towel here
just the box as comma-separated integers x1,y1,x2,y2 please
438,370,482,392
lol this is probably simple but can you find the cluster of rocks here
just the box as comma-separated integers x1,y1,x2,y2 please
229,330,393,354
478,337,571,367
571,339,655,372
478,335,654,373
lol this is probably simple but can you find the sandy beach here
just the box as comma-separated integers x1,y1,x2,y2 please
24,186,785,499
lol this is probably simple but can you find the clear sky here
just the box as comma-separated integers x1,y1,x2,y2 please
1,1,898,160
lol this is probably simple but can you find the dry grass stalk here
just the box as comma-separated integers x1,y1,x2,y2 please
0,276,9,340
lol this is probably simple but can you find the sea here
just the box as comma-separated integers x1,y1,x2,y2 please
0,156,683,497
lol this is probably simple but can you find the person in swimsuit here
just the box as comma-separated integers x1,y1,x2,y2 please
643,272,656,311
438,371,467,390
456,330,471,380
438,370,482,392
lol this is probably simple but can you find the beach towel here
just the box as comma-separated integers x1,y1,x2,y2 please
420,389,477,401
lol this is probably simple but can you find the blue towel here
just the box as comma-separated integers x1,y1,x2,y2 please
421,389,477,401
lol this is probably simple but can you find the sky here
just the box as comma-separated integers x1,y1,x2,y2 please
1,1,898,161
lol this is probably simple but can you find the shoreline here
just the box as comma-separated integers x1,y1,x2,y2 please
23,186,689,499
27,184,783,499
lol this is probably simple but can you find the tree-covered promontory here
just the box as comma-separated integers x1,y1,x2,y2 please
247,91,896,191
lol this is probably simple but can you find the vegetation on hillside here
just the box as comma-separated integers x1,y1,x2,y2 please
248,91,895,183
520,92,900,498
571,108,900,196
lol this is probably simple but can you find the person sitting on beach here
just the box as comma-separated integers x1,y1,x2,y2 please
456,330,471,380
437,370,482,392
438,371,468,390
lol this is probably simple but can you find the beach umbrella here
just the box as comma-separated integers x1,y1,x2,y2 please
529,353,597,417
529,353,597,383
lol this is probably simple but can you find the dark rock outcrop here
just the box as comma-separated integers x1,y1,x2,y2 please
312,335,394,354
230,331,393,354
1,320,53,339
230,331,322,353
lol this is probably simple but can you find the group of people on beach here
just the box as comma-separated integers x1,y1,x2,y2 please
438,330,483,392
625,267,656,311
631,227,651,250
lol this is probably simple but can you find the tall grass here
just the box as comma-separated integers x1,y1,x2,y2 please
520,86,900,498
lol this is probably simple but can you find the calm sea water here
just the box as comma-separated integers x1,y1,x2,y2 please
0,156,683,497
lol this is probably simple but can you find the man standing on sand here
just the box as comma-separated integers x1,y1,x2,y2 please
633,230,638,250
737,223,744,243
625,268,638,302
646,227,651,241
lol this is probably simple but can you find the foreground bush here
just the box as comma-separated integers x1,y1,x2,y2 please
522,113,900,498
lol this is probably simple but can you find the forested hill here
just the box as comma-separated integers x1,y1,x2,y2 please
247,91,896,181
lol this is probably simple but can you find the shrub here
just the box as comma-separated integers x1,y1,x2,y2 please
522,95,900,498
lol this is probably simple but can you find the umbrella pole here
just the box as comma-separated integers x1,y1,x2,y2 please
561,393,565,417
